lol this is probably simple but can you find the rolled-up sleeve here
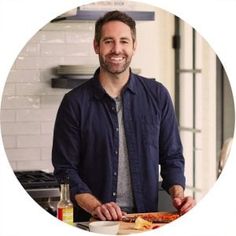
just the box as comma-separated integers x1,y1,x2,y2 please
158,85,186,192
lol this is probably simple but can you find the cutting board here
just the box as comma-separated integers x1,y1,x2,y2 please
118,221,166,234
76,212,176,234
118,221,164,234
118,212,177,234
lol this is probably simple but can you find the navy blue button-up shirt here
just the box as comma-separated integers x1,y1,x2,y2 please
52,68,185,221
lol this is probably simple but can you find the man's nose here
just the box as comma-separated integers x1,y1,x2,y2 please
111,42,122,54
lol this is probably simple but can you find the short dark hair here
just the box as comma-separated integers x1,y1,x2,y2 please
94,10,136,43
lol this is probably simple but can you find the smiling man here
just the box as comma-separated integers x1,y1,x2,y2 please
52,10,195,222
94,14,136,98
95,21,136,75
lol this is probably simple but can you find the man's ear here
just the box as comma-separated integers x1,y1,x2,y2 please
93,39,99,54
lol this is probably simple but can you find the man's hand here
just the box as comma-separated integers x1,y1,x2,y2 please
75,193,124,221
91,202,123,221
172,196,196,215
169,185,196,215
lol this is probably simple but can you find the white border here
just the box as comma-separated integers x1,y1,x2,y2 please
0,0,235,235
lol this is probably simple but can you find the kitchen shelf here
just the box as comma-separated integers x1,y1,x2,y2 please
51,78,89,89
51,10,155,22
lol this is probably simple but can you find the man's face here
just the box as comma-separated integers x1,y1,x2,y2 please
94,21,136,75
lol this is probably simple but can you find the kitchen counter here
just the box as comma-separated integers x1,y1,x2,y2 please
75,212,177,234
76,221,164,234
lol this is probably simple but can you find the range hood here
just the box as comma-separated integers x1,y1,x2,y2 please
51,8,155,22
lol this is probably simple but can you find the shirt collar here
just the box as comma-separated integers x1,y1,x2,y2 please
125,69,137,95
92,67,137,100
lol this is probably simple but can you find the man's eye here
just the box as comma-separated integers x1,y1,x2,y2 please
121,41,129,44
104,40,112,44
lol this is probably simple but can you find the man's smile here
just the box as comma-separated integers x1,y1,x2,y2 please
107,55,126,64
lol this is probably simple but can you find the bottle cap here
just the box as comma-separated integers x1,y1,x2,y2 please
58,175,70,184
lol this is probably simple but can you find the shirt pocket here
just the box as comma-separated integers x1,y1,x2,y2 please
141,114,160,148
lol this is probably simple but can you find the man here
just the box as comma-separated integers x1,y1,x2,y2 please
52,10,195,222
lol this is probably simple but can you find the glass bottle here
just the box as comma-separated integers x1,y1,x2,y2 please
57,178,74,225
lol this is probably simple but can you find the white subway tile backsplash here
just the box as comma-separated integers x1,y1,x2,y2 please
7,70,40,83
62,56,84,65
63,56,99,66
1,96,40,109
16,160,54,172
41,147,52,160
65,31,93,44
88,47,97,57
20,43,40,56
65,43,90,57
0,110,16,122
16,83,47,96
1,21,102,171
15,57,40,69
29,31,43,43
40,44,66,56
39,56,65,69
2,136,17,148
41,23,70,31
41,122,54,134
43,86,69,96
6,148,40,161
31,31,65,43
17,134,53,148
2,84,16,96
1,122,40,135
41,95,63,108
42,22,93,32
9,161,17,170
39,68,55,83
16,108,57,122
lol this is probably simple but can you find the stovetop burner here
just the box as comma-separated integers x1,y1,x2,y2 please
14,170,59,189
14,170,60,216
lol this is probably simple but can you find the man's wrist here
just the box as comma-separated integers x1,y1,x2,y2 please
75,193,102,214
169,185,184,199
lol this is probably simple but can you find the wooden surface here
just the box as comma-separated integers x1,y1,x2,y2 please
117,212,170,234
118,221,144,234
118,221,164,234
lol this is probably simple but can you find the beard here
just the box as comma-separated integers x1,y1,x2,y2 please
99,53,132,75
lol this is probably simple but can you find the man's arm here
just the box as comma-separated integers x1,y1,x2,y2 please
169,185,184,199
52,94,92,197
169,185,196,214
75,193,102,215
75,193,123,221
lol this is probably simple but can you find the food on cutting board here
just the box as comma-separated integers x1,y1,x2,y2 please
122,212,179,223
134,216,153,230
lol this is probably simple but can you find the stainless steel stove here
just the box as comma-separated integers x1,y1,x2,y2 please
14,170,60,216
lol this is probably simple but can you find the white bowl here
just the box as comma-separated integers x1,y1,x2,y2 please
89,221,120,235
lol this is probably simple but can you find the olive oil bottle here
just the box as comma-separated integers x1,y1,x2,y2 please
57,177,74,225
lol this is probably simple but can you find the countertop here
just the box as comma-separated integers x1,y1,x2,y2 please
75,212,177,234
76,221,164,234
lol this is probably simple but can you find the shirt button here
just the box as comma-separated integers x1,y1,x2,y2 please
112,106,115,111
116,127,119,132
112,192,116,196
115,150,118,155
113,172,117,176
